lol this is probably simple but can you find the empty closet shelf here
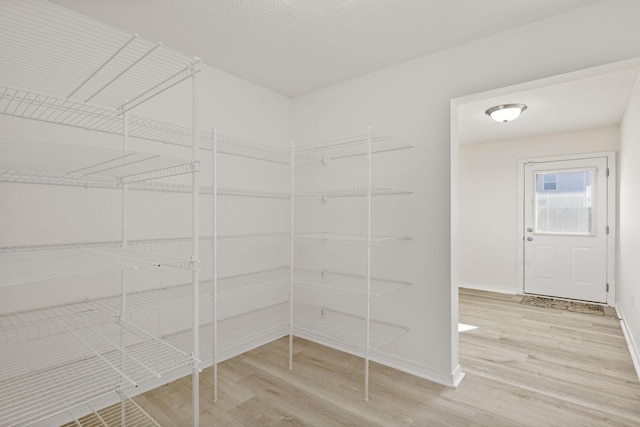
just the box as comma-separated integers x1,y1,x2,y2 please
215,134,290,164
0,319,192,427
0,86,208,149
294,132,413,162
0,300,113,345
0,244,191,287
59,391,160,427
293,306,409,354
162,301,289,365
294,186,412,199
217,187,290,199
0,137,195,187
294,232,412,245
294,269,411,298
217,231,291,243
0,1,194,110
91,268,289,319
218,267,290,296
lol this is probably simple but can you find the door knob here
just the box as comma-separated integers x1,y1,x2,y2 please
526,228,533,232
527,237,533,241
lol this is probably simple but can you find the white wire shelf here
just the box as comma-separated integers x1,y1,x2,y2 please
217,187,290,199
59,391,160,427
215,134,290,165
294,269,411,299
162,301,290,365
294,132,414,162
294,232,412,246
0,243,192,288
218,231,291,243
0,267,290,345
0,0,196,110
218,267,290,296
91,268,289,318
0,85,212,149
0,319,191,427
294,186,412,199
0,137,195,187
0,300,114,346
293,306,409,353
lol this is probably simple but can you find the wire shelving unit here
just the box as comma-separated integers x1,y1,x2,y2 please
162,301,290,367
0,1,203,425
206,128,291,403
294,269,411,299
289,128,412,401
294,232,412,246
293,305,410,355
294,186,412,199
294,132,414,163
59,391,160,427
0,319,191,427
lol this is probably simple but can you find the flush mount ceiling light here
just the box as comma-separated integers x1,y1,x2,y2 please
485,103,527,122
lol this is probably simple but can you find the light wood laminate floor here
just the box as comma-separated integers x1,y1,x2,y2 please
132,289,640,426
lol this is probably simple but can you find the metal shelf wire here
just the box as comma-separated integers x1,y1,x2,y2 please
215,134,290,164
0,0,196,109
294,232,412,246
217,187,290,199
60,391,160,427
162,301,290,365
0,137,195,187
0,86,210,149
294,269,411,299
294,186,412,199
294,132,414,162
218,231,291,243
0,243,191,288
218,267,290,296
0,319,192,427
0,267,290,345
293,306,409,354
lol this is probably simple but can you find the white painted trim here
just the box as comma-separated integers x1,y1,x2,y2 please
459,281,517,295
450,99,462,383
453,58,640,106
373,350,465,388
616,306,640,382
516,151,617,305
295,331,463,388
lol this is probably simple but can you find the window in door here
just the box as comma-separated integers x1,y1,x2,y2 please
535,169,594,234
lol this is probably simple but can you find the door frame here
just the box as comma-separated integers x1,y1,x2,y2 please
516,151,617,305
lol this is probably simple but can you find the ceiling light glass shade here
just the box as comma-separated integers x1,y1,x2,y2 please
485,104,527,122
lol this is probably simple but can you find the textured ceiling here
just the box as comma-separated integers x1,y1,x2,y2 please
458,67,639,145
50,0,601,98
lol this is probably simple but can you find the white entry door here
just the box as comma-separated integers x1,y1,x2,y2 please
524,157,608,303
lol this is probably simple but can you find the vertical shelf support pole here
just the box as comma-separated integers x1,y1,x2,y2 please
121,111,129,316
120,111,129,424
212,128,218,402
365,126,372,401
191,64,200,427
289,141,295,370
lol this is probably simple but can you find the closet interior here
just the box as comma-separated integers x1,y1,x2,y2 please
0,1,413,426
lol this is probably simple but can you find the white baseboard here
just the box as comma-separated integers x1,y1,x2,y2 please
459,281,517,295
616,306,640,382
294,331,462,388
373,350,465,388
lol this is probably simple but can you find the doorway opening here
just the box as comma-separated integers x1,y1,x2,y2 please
518,153,615,304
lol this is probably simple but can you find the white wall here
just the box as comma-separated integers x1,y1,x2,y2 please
292,0,640,386
458,127,619,294
618,71,640,378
